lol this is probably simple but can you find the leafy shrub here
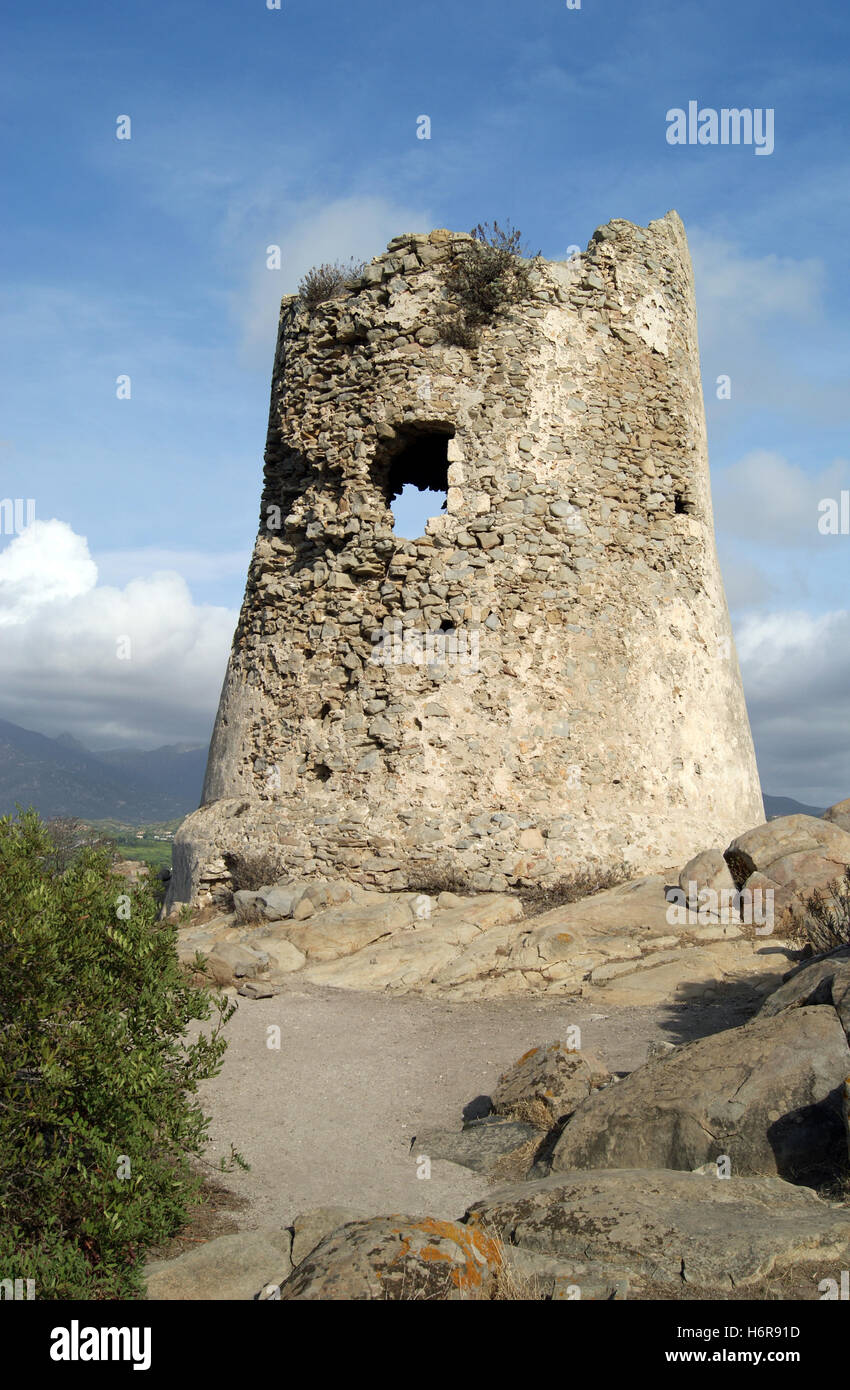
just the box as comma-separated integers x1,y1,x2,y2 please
0,809,233,1299
43,817,116,876
786,866,850,953
438,220,540,349
223,849,284,894
297,258,367,309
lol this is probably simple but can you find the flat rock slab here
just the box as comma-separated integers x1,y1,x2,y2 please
283,900,412,962
413,1119,539,1175
582,948,727,1006
302,917,480,990
552,1005,850,1183
526,875,674,940
279,1215,503,1300
144,1230,293,1301
466,1168,850,1291
178,873,790,1002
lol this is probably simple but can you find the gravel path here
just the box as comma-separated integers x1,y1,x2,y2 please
196,977,761,1230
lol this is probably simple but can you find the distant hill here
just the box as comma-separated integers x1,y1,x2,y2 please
762,793,828,820
0,719,207,823
0,719,832,830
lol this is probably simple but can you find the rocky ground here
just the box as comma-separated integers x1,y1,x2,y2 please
145,809,850,1300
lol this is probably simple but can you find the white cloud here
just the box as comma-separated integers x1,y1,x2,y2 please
0,520,98,623
714,449,850,545
735,607,850,804
0,521,235,747
690,231,850,427
691,232,824,337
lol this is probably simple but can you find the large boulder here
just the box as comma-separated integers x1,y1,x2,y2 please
256,936,307,975
202,941,269,985
823,799,850,834
491,1040,611,1124
758,948,850,1039
465,1168,850,1291
278,1216,503,1300
725,815,850,930
412,1119,540,1176
289,1207,367,1267
677,848,736,910
726,815,850,879
551,1005,850,1184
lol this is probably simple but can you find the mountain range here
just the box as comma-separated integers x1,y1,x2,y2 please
0,719,207,823
0,716,829,829
761,793,826,819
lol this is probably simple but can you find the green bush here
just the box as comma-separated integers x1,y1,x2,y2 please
438,220,540,348
0,809,234,1298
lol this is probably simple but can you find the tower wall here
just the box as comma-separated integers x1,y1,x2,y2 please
170,211,763,907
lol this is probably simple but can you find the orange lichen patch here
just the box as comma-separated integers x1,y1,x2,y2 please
449,1262,483,1290
418,1246,454,1264
556,933,573,943
386,1228,413,1267
418,1219,502,1287
516,1047,540,1065
468,1227,502,1267
414,1216,480,1247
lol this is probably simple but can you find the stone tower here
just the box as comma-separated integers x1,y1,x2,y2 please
170,210,763,908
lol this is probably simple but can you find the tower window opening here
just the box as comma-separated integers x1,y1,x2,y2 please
373,423,454,539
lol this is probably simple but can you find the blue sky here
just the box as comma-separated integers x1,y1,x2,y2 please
1,0,849,802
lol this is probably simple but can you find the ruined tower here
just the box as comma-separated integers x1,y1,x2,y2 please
170,210,764,908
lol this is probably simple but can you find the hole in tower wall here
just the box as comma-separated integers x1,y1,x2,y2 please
674,492,695,516
373,423,454,539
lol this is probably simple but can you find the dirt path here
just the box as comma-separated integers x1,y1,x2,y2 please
196,978,761,1230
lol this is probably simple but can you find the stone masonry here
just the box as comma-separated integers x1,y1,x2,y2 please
169,210,764,909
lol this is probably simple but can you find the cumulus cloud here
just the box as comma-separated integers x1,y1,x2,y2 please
0,521,236,747
713,449,850,546
0,521,97,623
691,232,825,337
736,608,850,805
690,231,850,428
